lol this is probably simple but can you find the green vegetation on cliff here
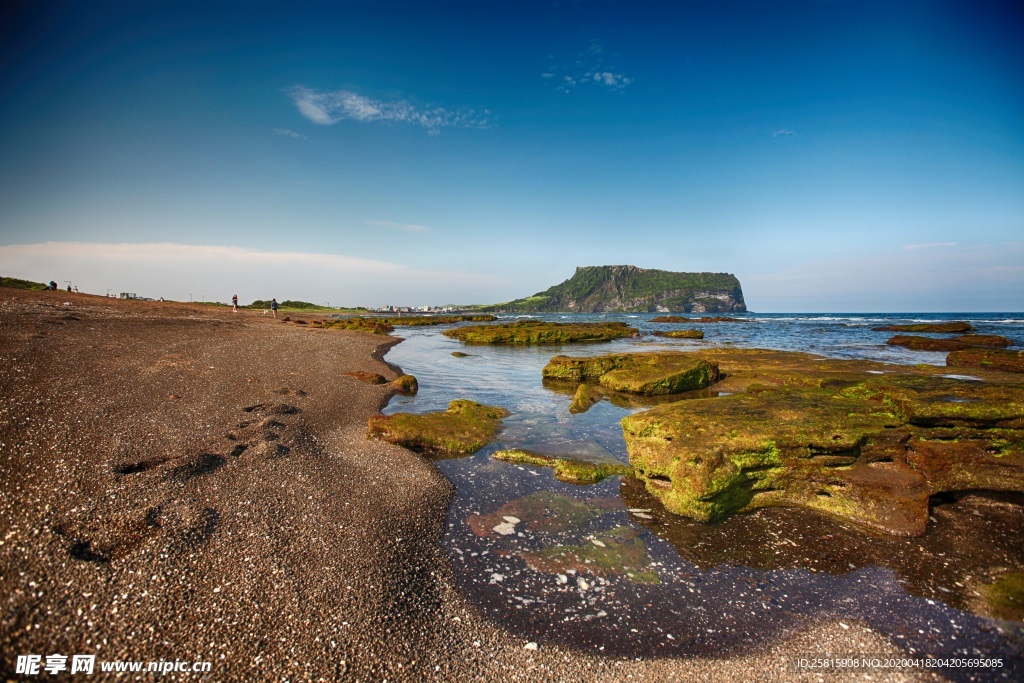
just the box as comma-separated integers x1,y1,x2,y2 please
0,276,50,291
482,265,746,313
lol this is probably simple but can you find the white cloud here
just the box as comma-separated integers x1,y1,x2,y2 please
365,220,430,233
288,86,490,134
273,128,306,139
0,242,501,307
771,129,795,137
546,41,633,93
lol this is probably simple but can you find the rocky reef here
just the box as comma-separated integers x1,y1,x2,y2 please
482,265,746,313
948,348,1024,374
887,334,1013,352
873,322,975,333
443,320,637,345
652,329,704,339
376,314,497,326
618,349,1024,536
319,317,395,334
367,399,509,456
493,449,631,484
650,315,750,323
543,351,720,396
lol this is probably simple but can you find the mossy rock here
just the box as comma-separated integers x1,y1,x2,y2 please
543,351,720,396
569,383,603,414
621,349,1024,536
979,572,1024,621
493,449,632,484
451,351,471,358
873,322,975,333
321,317,395,334
377,314,497,326
947,348,1024,374
390,374,418,395
652,329,704,339
442,320,637,345
367,399,508,456
887,334,1012,352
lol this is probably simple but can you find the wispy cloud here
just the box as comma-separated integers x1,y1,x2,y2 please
771,129,795,137
273,128,306,139
288,86,490,135
544,40,633,93
0,242,502,307
902,241,958,250
365,220,430,233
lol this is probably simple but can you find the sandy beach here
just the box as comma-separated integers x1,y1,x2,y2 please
0,288,937,682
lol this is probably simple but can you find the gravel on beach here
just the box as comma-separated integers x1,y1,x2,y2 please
0,289,939,682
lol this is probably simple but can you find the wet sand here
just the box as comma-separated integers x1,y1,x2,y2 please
0,288,939,681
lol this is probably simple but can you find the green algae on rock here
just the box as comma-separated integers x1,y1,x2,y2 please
569,383,603,414
389,374,418,395
493,449,632,484
519,525,660,584
947,348,1024,374
451,351,471,358
443,320,637,345
620,349,1024,536
979,572,1024,621
543,351,720,396
652,329,704,339
320,317,395,334
367,399,508,456
377,314,497,326
886,334,1013,352
872,321,975,333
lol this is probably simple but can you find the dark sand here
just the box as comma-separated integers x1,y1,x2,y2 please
0,289,932,681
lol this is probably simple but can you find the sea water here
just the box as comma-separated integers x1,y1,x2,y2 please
382,313,1024,667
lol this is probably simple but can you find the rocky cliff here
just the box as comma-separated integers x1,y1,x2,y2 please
485,265,746,314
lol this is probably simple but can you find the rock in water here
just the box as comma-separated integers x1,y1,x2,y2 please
569,383,603,414
947,348,1024,374
886,334,1013,352
367,399,509,456
652,329,705,339
543,351,720,396
443,320,637,345
872,321,975,333
621,353,1024,536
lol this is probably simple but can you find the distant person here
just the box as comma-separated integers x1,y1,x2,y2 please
232,294,238,312
73,286,78,293
66,284,71,293
271,298,278,318
49,280,57,291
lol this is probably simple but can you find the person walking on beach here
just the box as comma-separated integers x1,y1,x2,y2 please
271,298,278,318
232,294,238,312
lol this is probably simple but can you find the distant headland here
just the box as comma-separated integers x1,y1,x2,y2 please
481,265,746,314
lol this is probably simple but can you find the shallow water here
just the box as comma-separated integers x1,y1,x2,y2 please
382,313,1024,673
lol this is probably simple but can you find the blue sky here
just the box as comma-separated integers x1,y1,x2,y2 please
1,0,1022,310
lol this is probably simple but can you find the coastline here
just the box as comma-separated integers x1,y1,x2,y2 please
0,289,933,681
